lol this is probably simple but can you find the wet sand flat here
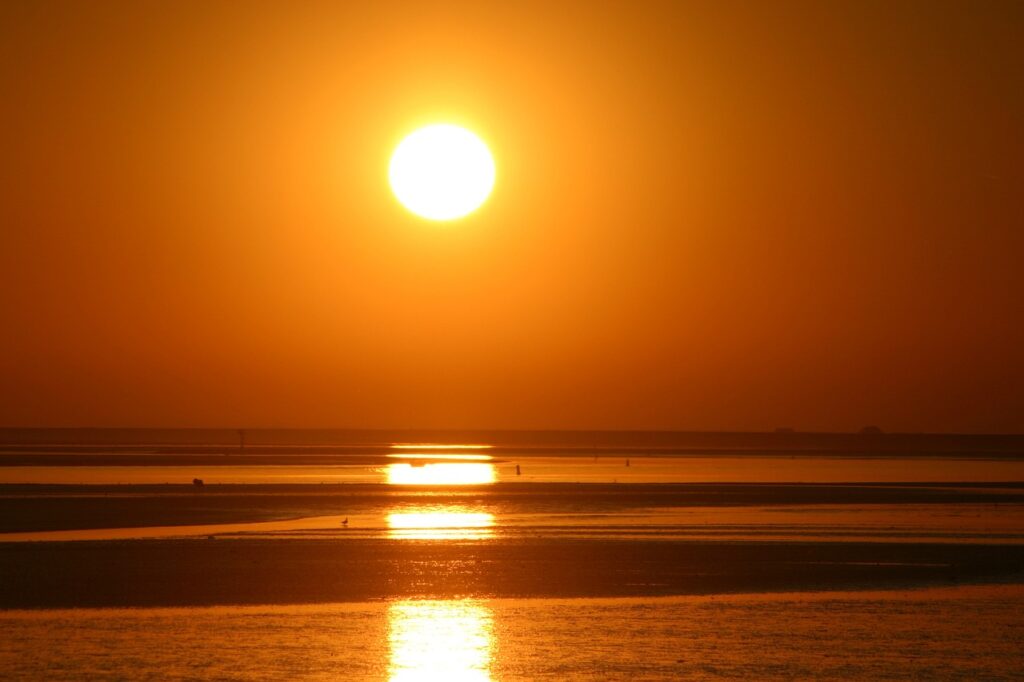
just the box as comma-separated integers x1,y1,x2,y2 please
2,480,1023,610
2,481,1023,611
1,536,1023,609
3,482,1024,533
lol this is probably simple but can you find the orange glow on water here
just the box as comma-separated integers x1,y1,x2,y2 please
385,453,493,461
386,462,496,485
389,444,493,450
388,599,493,681
387,509,495,540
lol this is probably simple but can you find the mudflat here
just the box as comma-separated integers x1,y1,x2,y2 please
2,481,1023,609
3,482,1024,532
3,537,1024,609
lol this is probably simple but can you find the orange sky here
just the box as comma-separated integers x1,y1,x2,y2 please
1,2,1021,432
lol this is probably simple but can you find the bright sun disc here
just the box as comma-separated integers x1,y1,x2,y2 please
389,124,495,221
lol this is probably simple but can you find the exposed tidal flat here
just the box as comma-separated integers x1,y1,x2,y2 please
1,481,1024,609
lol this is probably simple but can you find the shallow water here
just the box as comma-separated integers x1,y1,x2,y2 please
3,454,1024,485
2,586,1022,681
4,502,1024,545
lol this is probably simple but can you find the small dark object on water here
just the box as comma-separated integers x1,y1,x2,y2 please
516,464,521,476
193,478,204,487
341,518,349,527
625,459,630,467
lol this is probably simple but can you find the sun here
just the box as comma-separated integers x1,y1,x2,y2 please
389,124,496,221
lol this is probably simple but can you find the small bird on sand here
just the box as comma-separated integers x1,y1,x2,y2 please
341,517,349,527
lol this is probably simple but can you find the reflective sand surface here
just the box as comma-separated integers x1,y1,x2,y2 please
2,586,1022,681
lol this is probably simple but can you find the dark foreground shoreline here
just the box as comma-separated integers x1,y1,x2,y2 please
2,537,1023,609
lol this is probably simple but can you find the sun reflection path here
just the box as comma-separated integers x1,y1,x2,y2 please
389,599,493,682
386,462,496,485
387,508,495,540
389,444,493,451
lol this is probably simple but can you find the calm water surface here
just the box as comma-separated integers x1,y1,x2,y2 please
4,455,1024,485
2,586,1022,681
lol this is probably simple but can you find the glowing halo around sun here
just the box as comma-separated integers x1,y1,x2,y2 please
389,124,496,221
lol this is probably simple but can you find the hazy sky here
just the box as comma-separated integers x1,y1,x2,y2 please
1,1,1021,432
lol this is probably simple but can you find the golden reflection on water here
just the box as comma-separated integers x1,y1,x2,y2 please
387,508,495,540
388,599,493,682
386,462,496,485
386,453,494,461
390,444,493,450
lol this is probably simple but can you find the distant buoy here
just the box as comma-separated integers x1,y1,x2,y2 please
515,464,521,476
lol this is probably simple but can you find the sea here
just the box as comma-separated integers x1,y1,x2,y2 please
1,429,1022,680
